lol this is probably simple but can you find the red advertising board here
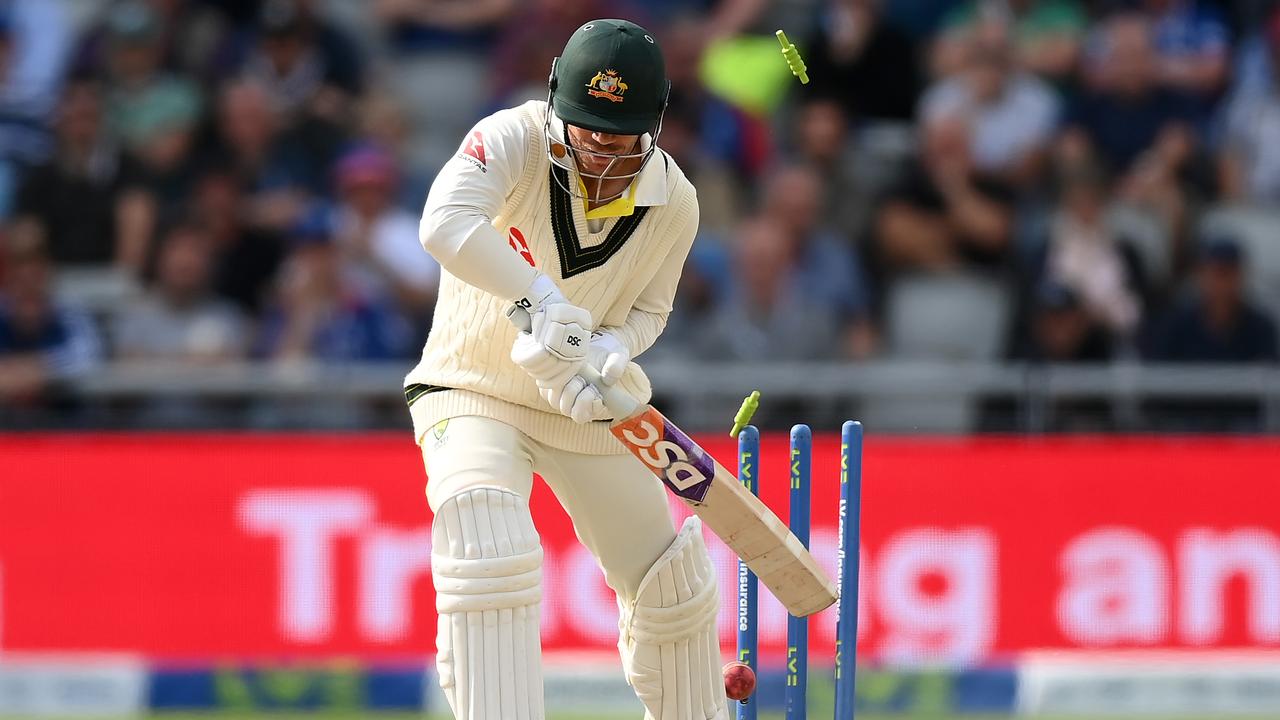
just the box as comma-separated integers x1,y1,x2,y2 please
1,434,1278,664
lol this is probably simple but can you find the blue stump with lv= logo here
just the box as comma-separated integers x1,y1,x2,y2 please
785,425,811,720
736,426,760,720
736,420,864,720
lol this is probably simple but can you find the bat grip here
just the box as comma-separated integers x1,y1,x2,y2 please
507,306,639,419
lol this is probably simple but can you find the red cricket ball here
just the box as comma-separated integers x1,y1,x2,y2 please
722,661,757,702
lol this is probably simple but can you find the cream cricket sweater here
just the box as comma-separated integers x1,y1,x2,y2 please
404,101,699,454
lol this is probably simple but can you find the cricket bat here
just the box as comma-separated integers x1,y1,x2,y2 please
509,308,838,617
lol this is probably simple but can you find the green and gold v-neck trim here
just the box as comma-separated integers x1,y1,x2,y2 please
549,164,650,278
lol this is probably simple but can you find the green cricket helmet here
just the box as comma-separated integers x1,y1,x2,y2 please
550,18,669,135
545,19,670,201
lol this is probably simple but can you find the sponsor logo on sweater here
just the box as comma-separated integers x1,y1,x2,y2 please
508,227,535,267
458,131,486,171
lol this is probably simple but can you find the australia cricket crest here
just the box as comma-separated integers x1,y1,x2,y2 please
585,69,628,102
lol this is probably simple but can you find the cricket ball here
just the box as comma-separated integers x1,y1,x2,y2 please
722,661,756,702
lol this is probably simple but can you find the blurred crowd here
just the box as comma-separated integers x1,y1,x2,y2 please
1,0,1278,428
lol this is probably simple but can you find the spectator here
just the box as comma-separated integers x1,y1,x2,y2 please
702,216,848,361
329,144,439,322
1149,237,1278,362
1001,280,1116,431
921,15,1060,182
356,92,431,209
649,237,731,362
219,0,354,200
876,114,1017,272
100,1,203,165
238,0,363,125
1146,236,1276,431
1016,280,1114,362
373,0,518,173
791,98,874,242
1068,14,1200,172
1230,4,1279,95
254,217,413,362
0,239,102,409
67,4,206,219
1039,162,1142,336
664,14,772,180
933,0,1087,85
759,164,875,358
373,0,516,48
631,0,768,41
1215,9,1280,205
72,0,238,85
491,0,614,106
12,79,152,272
113,220,245,362
210,79,318,234
658,96,743,238
1063,14,1199,235
0,0,75,218
83,2,202,229
189,165,286,314
804,0,922,124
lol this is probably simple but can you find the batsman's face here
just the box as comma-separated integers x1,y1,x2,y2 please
565,124,641,174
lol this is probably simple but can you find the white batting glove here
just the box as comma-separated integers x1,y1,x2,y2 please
510,274,591,383
534,373,605,424
586,332,630,386
522,333,631,423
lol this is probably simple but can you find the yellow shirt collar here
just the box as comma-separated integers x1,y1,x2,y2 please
578,176,639,219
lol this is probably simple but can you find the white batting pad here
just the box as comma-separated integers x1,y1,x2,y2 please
617,516,729,720
432,487,544,720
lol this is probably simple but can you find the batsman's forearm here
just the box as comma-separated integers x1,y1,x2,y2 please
421,213,537,300
601,308,666,358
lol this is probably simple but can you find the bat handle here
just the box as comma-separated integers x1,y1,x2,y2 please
507,306,639,419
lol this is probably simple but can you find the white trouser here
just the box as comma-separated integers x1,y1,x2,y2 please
423,415,678,598
423,415,727,719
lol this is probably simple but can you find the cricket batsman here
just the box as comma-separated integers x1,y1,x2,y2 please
404,18,727,720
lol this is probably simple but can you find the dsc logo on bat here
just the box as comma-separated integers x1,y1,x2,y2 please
614,409,715,503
